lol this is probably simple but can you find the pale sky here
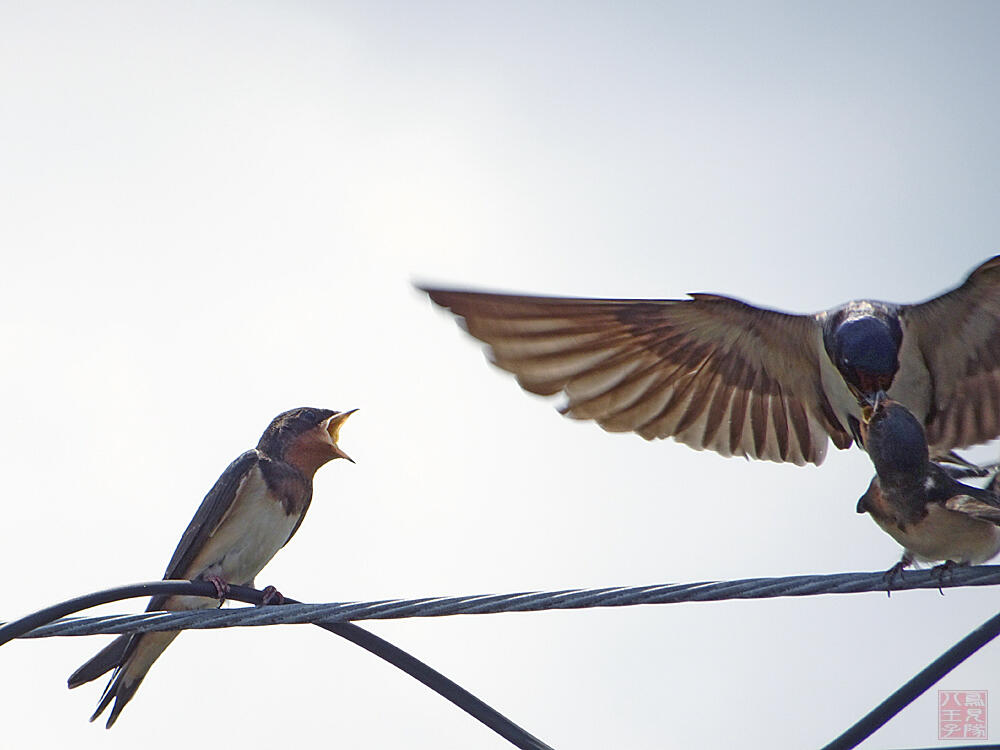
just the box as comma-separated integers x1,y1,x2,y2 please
3,2,1000,748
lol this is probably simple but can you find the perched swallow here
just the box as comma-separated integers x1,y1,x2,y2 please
68,407,355,727
421,255,1000,465
856,395,1000,572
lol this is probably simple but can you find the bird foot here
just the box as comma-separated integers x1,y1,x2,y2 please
930,560,966,595
258,585,285,606
882,559,910,597
204,575,230,603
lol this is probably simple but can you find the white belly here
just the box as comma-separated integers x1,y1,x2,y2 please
876,504,1000,564
183,466,299,589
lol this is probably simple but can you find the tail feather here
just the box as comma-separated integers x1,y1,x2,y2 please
91,665,143,728
90,672,121,725
76,631,180,728
68,635,131,689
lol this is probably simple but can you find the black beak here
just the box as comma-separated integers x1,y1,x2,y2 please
860,390,889,425
863,390,888,409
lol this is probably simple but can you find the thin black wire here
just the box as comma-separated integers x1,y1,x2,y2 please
822,607,1000,750
0,581,553,750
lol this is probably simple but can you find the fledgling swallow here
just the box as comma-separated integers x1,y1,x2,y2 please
67,407,356,727
420,256,1000,466
856,394,1000,573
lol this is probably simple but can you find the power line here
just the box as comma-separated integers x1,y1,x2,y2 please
0,581,553,750
11,566,1000,640
4,567,1000,749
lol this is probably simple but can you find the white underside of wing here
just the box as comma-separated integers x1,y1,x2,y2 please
816,328,862,436
889,326,932,424
439,292,843,465
551,323,835,465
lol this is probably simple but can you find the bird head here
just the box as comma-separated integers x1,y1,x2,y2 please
830,314,902,405
257,407,357,475
859,393,929,483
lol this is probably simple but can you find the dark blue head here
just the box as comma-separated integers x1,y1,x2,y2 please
829,314,902,398
256,407,337,459
863,397,929,482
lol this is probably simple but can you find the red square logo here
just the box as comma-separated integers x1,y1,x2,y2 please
939,690,988,740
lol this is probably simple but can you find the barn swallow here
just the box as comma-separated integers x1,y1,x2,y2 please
420,255,1000,465
67,407,355,727
856,394,1000,574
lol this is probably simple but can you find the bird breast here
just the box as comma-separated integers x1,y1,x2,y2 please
186,465,301,587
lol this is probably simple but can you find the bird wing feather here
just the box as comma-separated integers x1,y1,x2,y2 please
423,287,851,465
902,255,1000,451
944,492,1000,523
148,449,260,612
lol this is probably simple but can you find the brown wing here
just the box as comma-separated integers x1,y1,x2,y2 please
901,255,1000,451
68,450,265,702
422,287,851,465
944,493,1000,524
146,449,260,612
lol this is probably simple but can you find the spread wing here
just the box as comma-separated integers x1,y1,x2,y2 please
422,287,851,465
146,449,260,612
901,255,1000,451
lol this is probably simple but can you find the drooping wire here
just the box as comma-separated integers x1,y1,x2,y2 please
0,581,553,750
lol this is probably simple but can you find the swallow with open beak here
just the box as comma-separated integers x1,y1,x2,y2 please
67,407,356,727
856,393,1000,575
421,256,1000,466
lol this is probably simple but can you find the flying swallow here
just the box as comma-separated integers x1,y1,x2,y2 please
856,395,1000,573
421,256,1000,465
67,407,356,727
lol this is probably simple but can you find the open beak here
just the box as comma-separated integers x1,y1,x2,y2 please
326,409,357,463
860,390,888,424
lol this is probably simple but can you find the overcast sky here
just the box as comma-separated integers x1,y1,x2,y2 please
4,2,1000,748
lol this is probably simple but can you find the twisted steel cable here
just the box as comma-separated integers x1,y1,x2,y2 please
0,582,553,750
10,566,1000,640
4,567,1000,750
